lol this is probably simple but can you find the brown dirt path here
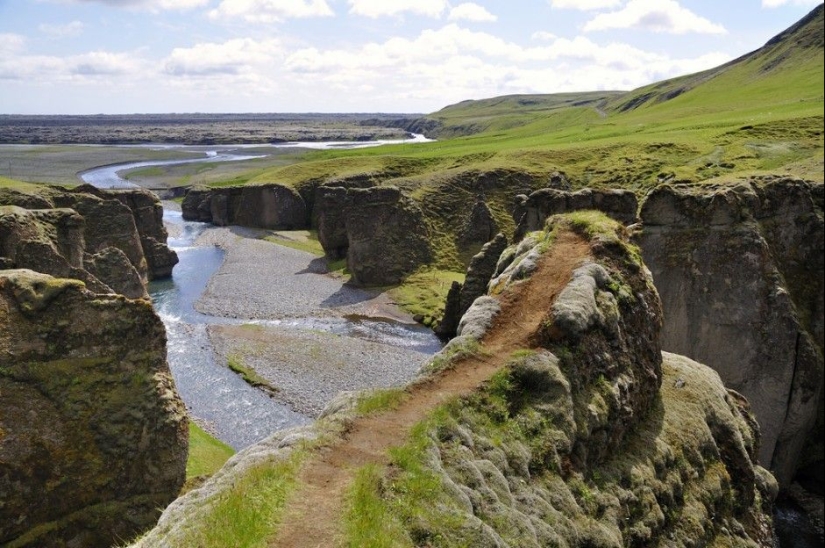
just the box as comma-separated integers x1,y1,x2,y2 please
269,232,590,548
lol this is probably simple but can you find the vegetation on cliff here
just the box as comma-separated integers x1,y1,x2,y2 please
129,214,777,547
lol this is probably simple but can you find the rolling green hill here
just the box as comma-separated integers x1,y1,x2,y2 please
234,4,821,197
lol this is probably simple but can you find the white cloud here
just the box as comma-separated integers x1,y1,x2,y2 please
448,3,497,22
65,0,209,10
347,0,449,18
762,0,822,6
0,48,146,82
584,0,727,34
531,31,558,41
209,0,334,22
163,38,282,76
279,24,734,110
0,34,26,55
550,0,621,10
39,21,85,39
69,51,143,75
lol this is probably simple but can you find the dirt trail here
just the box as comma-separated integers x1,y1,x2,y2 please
270,233,590,548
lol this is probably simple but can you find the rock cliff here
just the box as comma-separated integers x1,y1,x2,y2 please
129,212,776,547
316,185,432,285
637,178,824,488
513,187,639,239
181,183,308,230
0,185,177,297
0,269,188,547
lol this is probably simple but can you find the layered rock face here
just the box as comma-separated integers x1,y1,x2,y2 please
0,185,178,297
513,187,639,239
316,186,432,285
0,269,188,547
181,183,308,230
637,179,824,487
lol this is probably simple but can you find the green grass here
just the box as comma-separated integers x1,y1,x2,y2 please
171,449,306,548
355,388,408,415
186,423,235,481
226,353,279,396
344,465,413,548
262,230,325,256
343,406,466,548
388,269,465,325
0,175,46,190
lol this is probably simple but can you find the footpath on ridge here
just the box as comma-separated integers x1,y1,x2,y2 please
269,232,591,548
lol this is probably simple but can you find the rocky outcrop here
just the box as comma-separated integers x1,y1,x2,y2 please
181,183,308,230
457,198,499,254
0,205,114,295
405,213,775,546
0,269,188,548
97,186,180,280
637,178,824,487
130,212,775,547
513,187,639,239
316,186,432,285
435,233,508,339
0,185,178,296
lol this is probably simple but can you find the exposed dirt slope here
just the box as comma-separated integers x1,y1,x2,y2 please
269,232,591,547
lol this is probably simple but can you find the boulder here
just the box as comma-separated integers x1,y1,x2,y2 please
99,186,179,280
52,190,151,283
637,179,824,487
457,198,499,255
315,186,350,259
0,269,187,547
435,233,509,340
0,205,114,295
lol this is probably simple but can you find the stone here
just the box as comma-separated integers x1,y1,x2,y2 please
316,186,432,286
0,269,187,548
513,187,639,240
637,179,824,486
457,198,499,255
436,234,509,340
182,184,308,230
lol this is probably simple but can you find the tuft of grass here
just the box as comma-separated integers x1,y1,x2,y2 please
226,353,279,397
355,388,408,415
175,449,306,548
344,465,413,548
388,269,465,325
184,422,235,492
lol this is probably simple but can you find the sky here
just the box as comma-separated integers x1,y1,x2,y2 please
0,0,822,114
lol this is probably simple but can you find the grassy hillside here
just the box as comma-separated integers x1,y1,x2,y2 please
228,5,821,195
193,5,822,319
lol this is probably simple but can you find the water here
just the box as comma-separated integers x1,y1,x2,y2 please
774,500,824,548
77,135,432,189
81,145,442,449
148,213,309,448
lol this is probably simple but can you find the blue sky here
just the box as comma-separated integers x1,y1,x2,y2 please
0,0,821,114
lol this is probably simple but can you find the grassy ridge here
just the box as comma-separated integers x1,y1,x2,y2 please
227,7,822,193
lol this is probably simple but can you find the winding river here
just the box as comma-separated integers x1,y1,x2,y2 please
82,140,440,449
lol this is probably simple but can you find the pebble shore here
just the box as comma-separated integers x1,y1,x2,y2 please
191,226,439,416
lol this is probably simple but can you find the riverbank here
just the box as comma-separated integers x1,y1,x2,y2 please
166,207,440,421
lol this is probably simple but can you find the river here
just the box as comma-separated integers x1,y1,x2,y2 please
81,140,440,449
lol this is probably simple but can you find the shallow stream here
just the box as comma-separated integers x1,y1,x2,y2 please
81,144,441,449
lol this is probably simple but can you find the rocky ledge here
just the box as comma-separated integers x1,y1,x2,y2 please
0,269,188,547
1,184,178,298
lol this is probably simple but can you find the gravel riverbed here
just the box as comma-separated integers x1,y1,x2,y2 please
190,225,439,417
